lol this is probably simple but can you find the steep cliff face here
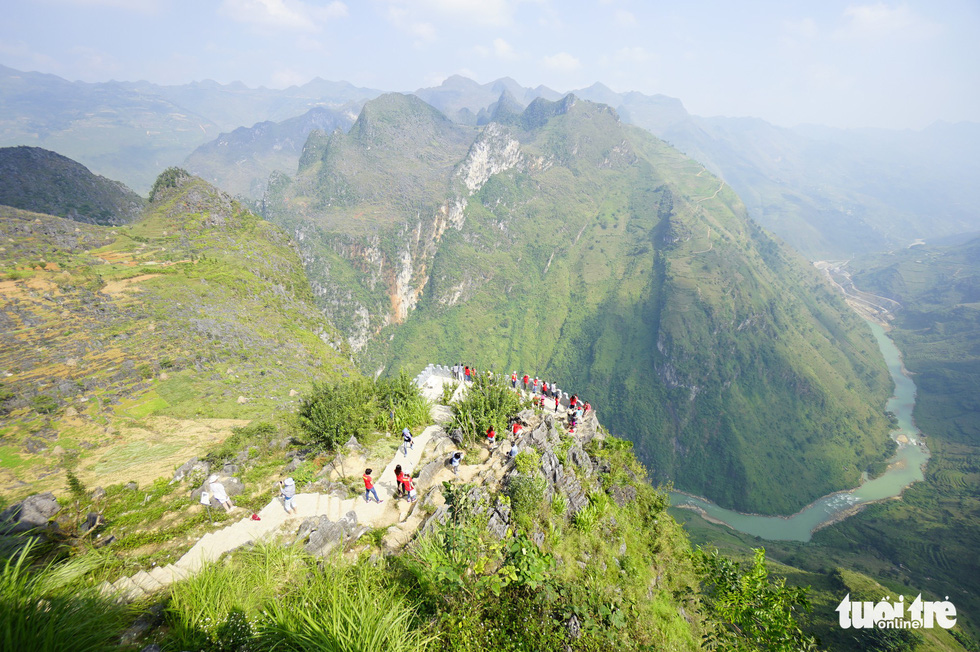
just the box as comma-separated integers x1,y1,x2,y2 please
266,95,893,514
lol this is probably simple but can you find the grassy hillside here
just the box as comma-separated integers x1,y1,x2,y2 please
0,170,353,500
268,93,893,515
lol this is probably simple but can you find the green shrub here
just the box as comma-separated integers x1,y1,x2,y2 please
449,372,526,444
375,372,431,433
297,378,376,451
30,394,59,415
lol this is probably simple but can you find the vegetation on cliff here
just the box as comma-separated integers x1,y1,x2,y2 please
268,93,894,514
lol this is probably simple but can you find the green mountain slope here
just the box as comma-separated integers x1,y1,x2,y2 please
267,94,893,515
0,146,145,224
0,168,352,497
183,106,356,200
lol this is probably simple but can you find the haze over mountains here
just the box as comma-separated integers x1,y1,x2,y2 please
2,56,980,645
2,64,978,260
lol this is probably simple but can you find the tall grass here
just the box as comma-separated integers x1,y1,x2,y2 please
166,542,306,649
257,561,436,652
0,539,129,651
165,543,435,651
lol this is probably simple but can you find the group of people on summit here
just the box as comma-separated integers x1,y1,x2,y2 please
284,365,595,513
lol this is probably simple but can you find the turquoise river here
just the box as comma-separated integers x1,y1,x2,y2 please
670,320,930,541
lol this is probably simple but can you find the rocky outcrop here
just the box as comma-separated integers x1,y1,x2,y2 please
301,510,363,556
0,492,61,534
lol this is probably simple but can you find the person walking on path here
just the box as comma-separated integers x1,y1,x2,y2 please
522,374,530,390
363,468,383,503
279,477,297,514
393,464,404,498
511,371,518,389
464,366,472,382
402,473,417,503
208,475,234,513
554,393,561,412
450,451,463,476
486,426,497,450
402,427,414,455
532,377,539,393
541,381,549,397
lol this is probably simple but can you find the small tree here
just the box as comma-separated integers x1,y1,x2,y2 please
297,378,376,451
695,547,817,651
450,372,526,444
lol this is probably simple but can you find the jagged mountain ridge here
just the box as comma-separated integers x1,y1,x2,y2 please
265,93,893,514
184,106,359,200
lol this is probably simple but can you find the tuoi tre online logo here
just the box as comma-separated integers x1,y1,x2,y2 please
836,594,957,630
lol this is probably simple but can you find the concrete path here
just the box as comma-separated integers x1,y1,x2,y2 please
100,370,575,602
101,400,449,601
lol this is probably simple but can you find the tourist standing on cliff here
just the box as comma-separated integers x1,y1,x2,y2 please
511,371,518,388
522,373,530,390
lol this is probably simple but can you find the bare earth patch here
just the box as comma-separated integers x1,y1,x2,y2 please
100,274,162,295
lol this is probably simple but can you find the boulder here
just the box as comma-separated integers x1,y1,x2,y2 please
0,492,61,534
415,457,445,489
172,457,209,484
609,484,637,508
304,510,360,556
449,428,464,446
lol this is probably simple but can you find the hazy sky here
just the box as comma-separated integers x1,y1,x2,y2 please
1,0,978,129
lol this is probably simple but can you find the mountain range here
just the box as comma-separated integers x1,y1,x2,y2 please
263,92,894,515
3,65,977,260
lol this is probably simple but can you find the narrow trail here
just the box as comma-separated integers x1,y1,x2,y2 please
100,370,572,602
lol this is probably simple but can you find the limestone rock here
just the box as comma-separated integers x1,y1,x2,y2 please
172,457,209,484
304,510,360,556
0,492,61,534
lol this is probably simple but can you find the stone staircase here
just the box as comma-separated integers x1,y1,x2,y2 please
100,416,445,601
99,366,582,602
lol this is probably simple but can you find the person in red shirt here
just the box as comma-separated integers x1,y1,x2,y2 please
583,402,591,415
401,473,416,502
522,374,529,390
363,468,382,503
512,421,523,437
569,394,578,410
486,426,497,450
541,381,549,396
511,371,518,389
